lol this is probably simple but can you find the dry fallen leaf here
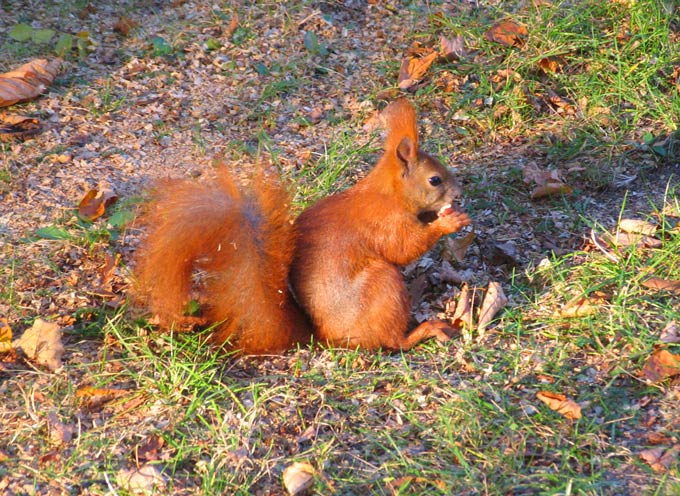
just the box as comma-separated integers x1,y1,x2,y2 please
47,410,74,445
0,58,61,107
225,13,239,39
641,277,680,294
451,283,474,334
523,163,572,199
557,295,606,318
439,34,466,61
640,445,680,473
609,232,662,249
641,348,680,383
659,320,679,344
76,386,130,410
78,188,118,222
282,462,315,495
117,464,166,493
477,281,507,335
398,51,438,90
14,318,64,372
530,182,573,199
536,391,582,419
0,114,42,142
0,318,12,353
443,227,475,263
538,56,563,74
619,218,658,236
546,88,576,114
113,16,138,36
97,253,120,293
484,20,528,47
135,434,166,464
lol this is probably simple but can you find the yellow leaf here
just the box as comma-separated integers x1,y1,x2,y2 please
282,462,315,495
0,318,12,352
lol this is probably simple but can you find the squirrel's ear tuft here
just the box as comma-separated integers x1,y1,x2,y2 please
382,98,419,155
396,136,417,169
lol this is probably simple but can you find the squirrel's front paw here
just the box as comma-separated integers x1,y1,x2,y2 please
436,206,471,234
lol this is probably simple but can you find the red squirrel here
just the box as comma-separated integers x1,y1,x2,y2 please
134,98,471,354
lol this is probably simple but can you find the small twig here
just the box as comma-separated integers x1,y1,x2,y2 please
590,228,620,263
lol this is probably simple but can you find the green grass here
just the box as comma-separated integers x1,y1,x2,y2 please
2,0,679,494
426,0,679,180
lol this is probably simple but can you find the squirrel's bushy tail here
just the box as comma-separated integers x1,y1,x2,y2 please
134,169,309,354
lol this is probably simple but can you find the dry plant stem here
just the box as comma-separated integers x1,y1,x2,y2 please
590,228,621,263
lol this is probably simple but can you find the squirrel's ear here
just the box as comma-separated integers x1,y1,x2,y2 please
396,136,417,168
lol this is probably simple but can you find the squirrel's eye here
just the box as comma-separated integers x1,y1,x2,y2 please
428,176,442,186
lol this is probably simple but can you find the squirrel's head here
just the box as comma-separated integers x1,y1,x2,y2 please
394,135,464,224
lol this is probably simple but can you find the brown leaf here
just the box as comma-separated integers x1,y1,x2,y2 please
536,391,582,419
439,34,466,61
531,182,573,199
619,218,658,236
0,58,61,107
642,277,680,294
113,16,138,37
0,318,12,353
98,253,120,291
78,188,118,222
609,232,662,249
641,348,680,383
225,13,239,39
640,445,680,473
484,20,528,47
398,51,438,90
443,227,475,262
135,434,166,463
451,284,474,343
538,56,562,74
282,462,315,495
76,386,129,410
407,273,428,308
477,281,507,334
659,320,680,344
78,189,106,221
39,450,61,467
522,163,564,186
117,464,166,493
15,319,64,372
47,411,74,445
546,88,575,114
0,114,42,142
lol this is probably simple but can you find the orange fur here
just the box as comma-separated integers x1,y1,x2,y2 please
134,170,311,353
134,98,471,353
